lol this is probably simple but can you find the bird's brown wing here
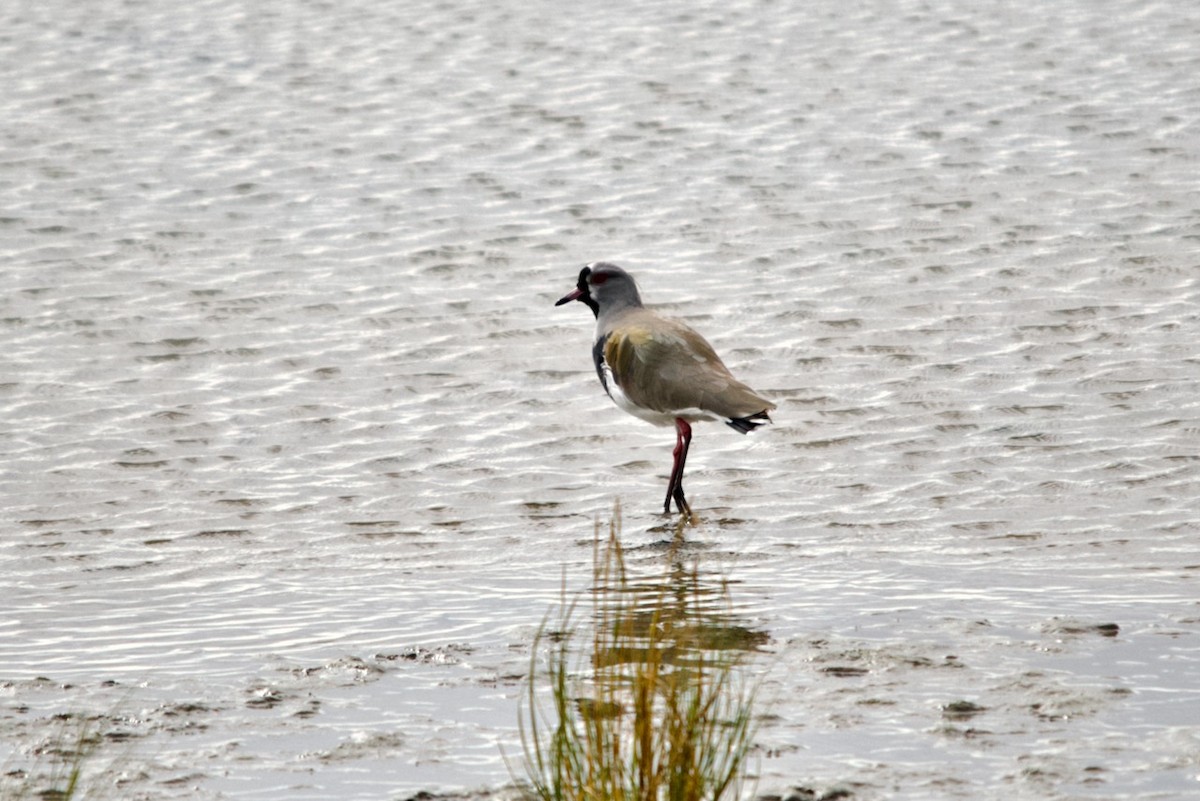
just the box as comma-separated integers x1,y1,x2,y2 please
604,316,773,420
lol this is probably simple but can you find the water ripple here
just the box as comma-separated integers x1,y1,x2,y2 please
2,0,1199,798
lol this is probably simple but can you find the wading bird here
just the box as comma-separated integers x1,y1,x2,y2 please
555,262,775,517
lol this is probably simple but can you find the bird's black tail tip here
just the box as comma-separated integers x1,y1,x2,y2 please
726,410,772,434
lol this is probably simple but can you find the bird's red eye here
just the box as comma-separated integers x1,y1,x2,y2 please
590,273,609,285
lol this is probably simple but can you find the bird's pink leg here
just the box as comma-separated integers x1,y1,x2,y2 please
664,417,693,516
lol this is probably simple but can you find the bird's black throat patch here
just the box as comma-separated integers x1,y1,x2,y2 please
592,332,611,397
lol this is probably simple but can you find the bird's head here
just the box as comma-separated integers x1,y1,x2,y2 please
554,262,642,319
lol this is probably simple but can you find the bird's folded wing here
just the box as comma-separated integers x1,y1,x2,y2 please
604,319,772,419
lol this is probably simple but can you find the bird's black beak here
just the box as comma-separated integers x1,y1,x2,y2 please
554,287,584,306
555,266,592,305
555,266,599,317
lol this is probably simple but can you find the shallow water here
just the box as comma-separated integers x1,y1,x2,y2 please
2,0,1199,798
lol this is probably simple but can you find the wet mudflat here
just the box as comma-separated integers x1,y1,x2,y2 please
2,0,1199,799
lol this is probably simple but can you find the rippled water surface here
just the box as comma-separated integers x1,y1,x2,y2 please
3,0,1199,798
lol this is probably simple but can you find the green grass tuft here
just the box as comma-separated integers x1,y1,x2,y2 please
516,504,761,801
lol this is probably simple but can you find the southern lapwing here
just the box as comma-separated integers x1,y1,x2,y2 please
555,262,775,517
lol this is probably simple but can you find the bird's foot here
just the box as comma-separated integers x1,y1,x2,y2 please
667,489,696,526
